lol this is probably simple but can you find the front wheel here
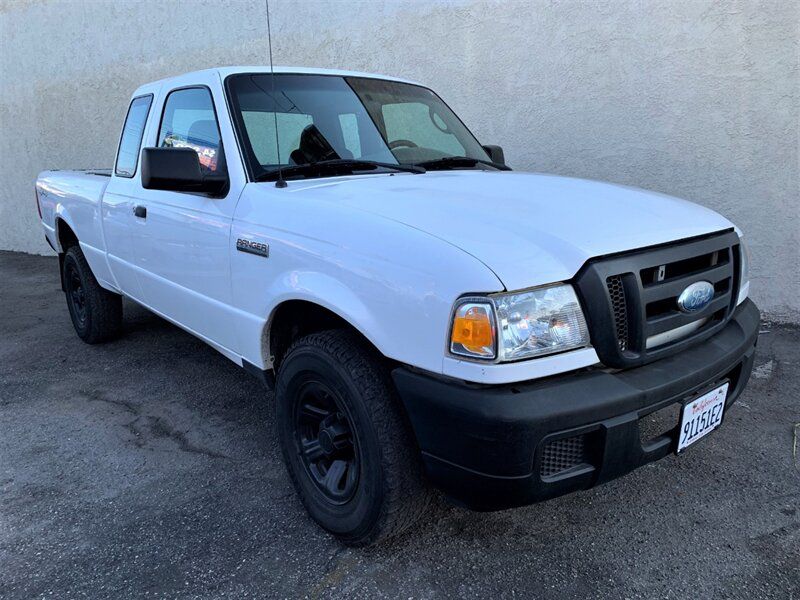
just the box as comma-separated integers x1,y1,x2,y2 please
275,330,430,545
62,245,123,344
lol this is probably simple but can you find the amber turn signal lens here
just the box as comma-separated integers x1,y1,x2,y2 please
450,303,495,357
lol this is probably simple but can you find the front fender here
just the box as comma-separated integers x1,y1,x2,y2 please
234,263,455,372
230,183,504,375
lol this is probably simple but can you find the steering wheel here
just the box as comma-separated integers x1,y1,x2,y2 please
388,139,418,149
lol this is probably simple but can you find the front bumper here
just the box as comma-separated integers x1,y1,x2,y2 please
392,299,759,511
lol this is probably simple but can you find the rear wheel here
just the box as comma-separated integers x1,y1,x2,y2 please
275,329,430,545
62,245,123,344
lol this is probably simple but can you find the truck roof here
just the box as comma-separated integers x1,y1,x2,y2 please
133,66,421,96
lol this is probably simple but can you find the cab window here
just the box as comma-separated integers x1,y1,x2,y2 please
158,87,223,173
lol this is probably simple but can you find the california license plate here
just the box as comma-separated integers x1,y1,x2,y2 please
677,382,729,453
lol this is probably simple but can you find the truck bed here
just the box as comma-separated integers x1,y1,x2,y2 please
36,169,114,286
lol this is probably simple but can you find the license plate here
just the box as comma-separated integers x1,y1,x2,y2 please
677,382,729,453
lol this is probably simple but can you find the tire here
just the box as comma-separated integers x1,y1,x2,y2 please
62,245,123,344
275,329,430,545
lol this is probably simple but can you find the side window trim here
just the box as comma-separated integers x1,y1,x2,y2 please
156,84,226,176
114,94,153,178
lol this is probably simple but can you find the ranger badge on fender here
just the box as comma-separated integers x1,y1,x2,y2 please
236,238,270,258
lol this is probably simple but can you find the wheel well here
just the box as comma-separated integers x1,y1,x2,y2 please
266,300,380,371
56,219,79,253
55,219,80,292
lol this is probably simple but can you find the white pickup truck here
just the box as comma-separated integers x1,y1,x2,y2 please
36,66,759,545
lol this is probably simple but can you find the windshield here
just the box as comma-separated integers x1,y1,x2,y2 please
225,73,493,180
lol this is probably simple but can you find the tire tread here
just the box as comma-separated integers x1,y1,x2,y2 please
64,245,123,344
280,329,430,545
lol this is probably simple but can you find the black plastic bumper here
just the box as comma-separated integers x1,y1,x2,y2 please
392,299,760,511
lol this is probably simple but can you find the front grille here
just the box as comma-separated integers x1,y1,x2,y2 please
606,275,629,351
541,434,588,478
575,230,741,369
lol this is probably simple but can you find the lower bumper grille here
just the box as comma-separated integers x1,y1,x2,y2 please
540,434,589,478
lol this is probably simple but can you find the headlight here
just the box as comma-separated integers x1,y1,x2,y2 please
449,284,590,362
494,284,590,361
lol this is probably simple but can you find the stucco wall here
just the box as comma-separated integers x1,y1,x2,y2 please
1,0,798,320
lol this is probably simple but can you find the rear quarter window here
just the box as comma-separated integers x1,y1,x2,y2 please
115,95,153,177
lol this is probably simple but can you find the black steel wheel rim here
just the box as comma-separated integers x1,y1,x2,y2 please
66,264,87,326
294,379,360,504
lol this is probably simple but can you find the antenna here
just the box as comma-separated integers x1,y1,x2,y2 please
266,0,287,188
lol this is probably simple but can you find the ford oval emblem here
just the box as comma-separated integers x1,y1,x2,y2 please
677,281,715,313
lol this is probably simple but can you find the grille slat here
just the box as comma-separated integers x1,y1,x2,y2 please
640,248,730,286
641,263,731,301
646,294,730,335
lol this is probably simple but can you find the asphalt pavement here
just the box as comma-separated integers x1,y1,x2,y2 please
1,250,798,599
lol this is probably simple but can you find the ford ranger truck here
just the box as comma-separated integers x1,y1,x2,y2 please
35,67,759,545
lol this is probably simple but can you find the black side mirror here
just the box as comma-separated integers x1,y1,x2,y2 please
141,147,228,196
482,144,506,166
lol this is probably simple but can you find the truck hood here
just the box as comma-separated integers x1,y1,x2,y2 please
280,170,734,291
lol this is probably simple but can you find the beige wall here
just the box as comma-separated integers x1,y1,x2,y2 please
1,0,798,320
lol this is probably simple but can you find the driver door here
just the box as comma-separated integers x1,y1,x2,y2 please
132,80,243,356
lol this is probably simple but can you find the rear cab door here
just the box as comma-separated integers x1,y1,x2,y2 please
102,86,158,298
128,70,248,358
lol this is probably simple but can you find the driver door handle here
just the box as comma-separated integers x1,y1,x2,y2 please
133,205,147,219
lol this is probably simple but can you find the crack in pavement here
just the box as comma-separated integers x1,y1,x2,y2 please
81,388,230,460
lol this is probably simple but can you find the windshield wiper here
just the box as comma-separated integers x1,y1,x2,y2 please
413,156,511,171
255,159,425,182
